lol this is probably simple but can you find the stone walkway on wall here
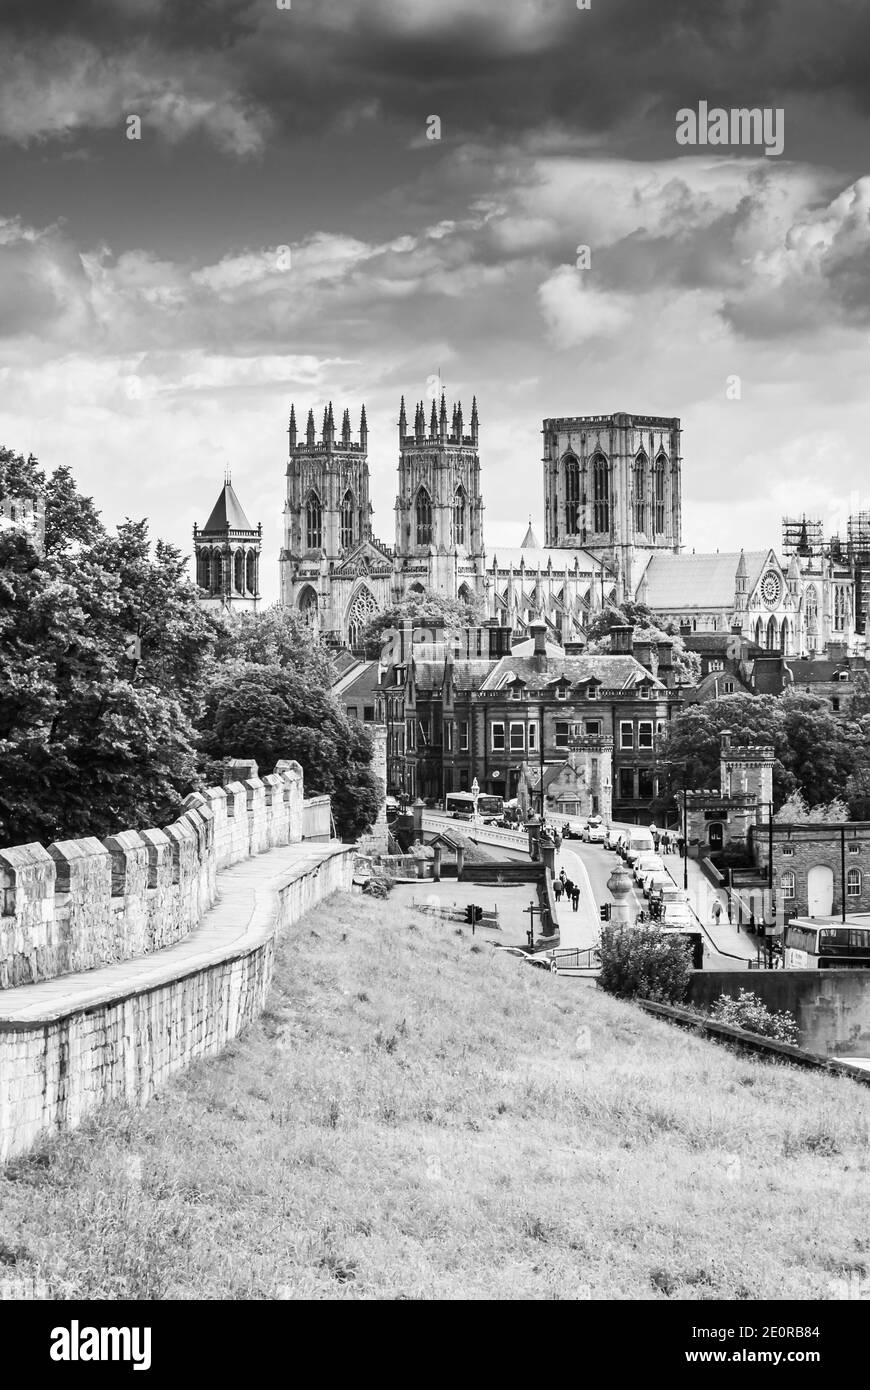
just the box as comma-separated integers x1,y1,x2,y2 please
0,841,346,1028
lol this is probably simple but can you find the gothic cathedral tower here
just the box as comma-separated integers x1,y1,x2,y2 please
280,402,394,645
393,393,485,603
542,412,682,602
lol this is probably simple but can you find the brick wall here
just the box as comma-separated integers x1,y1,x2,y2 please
0,762,306,990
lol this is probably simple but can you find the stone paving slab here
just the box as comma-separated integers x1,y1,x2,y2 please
0,842,347,1029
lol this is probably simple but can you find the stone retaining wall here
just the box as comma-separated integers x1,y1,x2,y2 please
0,844,354,1163
0,763,305,990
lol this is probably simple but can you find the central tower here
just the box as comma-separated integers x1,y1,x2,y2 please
394,392,485,604
542,412,682,601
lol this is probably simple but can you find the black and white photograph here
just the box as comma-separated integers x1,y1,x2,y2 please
1,0,870,1342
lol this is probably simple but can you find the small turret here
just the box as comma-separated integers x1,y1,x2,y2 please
306,409,316,447
456,401,464,439
735,548,748,611
429,399,438,436
326,401,335,447
360,403,368,451
471,395,479,445
341,407,351,446
398,395,407,441
321,405,330,444
439,391,447,441
415,402,424,442
288,403,297,449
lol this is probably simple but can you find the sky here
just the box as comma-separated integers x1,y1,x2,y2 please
2,0,870,601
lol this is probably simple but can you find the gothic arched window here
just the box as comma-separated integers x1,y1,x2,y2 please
246,549,256,593
754,617,763,647
197,549,210,588
592,454,610,535
780,617,790,653
453,485,467,546
766,615,778,650
633,453,647,533
233,549,244,593
211,552,222,593
346,584,379,650
340,489,354,551
416,487,432,546
834,586,847,631
306,492,322,551
654,454,667,533
564,455,580,535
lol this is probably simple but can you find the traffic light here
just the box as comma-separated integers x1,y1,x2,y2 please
599,903,612,922
465,904,484,927
474,905,483,924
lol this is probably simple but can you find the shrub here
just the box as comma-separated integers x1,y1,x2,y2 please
597,926,692,1004
709,990,799,1044
362,876,392,899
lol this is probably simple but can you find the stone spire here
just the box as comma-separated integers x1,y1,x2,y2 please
439,391,447,441
360,403,368,450
341,407,351,445
288,403,297,449
398,395,407,440
306,408,316,446
429,399,438,436
470,395,479,445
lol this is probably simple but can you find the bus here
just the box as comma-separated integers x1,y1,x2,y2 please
784,920,870,969
444,791,504,820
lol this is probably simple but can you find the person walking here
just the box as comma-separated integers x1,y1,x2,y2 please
571,886,580,912
711,899,722,926
553,879,563,903
559,867,566,885
563,878,574,900
660,831,670,855
652,830,661,852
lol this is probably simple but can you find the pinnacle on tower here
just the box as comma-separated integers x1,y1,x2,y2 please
415,402,424,441
470,395,479,444
456,401,464,438
322,405,330,442
342,407,351,444
429,399,438,436
360,403,368,449
439,392,447,440
399,395,407,437
288,403,297,449
306,408,316,446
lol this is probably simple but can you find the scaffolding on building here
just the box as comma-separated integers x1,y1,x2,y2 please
781,515,824,557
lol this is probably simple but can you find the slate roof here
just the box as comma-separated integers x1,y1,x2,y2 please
685,632,763,656
639,551,769,609
411,658,497,692
480,652,663,692
333,660,380,701
202,481,256,533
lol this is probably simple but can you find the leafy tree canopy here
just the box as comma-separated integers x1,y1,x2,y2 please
360,591,486,656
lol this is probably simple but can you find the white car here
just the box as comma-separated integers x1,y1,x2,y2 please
643,870,672,899
660,904,695,928
583,823,608,844
633,853,664,885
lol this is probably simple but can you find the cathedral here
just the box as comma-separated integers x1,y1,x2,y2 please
195,398,861,658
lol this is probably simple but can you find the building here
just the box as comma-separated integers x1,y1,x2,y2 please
399,618,680,820
518,726,614,822
193,476,261,615
0,491,45,553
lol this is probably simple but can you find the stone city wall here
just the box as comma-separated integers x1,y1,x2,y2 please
0,762,305,990
0,843,353,1163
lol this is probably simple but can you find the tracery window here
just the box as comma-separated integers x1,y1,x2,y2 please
654,454,667,533
340,490,355,550
306,493,322,550
564,455,580,535
592,454,610,534
633,453,647,533
416,487,433,546
453,485,467,546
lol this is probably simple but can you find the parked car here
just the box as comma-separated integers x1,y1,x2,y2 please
660,902,696,928
650,884,689,911
623,831,656,867
632,853,664,884
603,827,622,851
564,821,584,840
642,870,672,899
583,823,608,844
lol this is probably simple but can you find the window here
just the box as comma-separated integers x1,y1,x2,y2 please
619,768,635,800
445,721,454,752
459,721,469,752
491,722,505,752
638,769,654,799
722,681,735,694
591,758,599,779
834,587,847,631
340,490,354,550
838,670,850,682
709,660,723,672
511,686,522,700
831,697,840,712
233,550,244,592
556,686,568,700
633,453,647,533
510,722,525,752
453,486,467,546
847,868,862,898
416,487,433,546
347,707,358,720
848,843,860,855
592,454,610,534
246,550,256,592
638,721,653,750
555,722,570,749
306,492,322,550
782,845,795,857
587,685,597,701
620,721,634,749
363,705,375,721
528,721,539,752
653,454,667,533
781,871,796,900
406,719,416,750
564,455,580,535
639,685,650,699
585,720,601,735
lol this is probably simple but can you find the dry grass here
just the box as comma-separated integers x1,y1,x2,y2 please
3,892,870,1300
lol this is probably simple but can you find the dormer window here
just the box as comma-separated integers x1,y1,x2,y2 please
587,685,597,701
556,687,568,700
639,685,650,699
511,686,522,700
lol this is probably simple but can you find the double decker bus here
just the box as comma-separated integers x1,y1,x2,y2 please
444,791,504,820
784,919,870,969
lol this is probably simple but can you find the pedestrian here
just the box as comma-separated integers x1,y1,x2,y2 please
676,834,685,857
563,878,574,899
660,831,669,854
553,879,563,902
571,887,580,912
559,867,566,885
652,831,660,852
711,899,722,925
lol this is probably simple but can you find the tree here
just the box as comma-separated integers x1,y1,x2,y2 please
584,599,701,684
209,604,335,686
710,990,798,1044
0,462,214,845
775,791,850,824
660,694,795,807
779,691,855,809
360,591,486,657
198,663,380,840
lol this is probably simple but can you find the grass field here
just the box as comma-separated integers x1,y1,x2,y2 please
2,890,870,1300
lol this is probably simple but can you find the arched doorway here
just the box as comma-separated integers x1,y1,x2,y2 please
807,865,834,917
708,822,724,851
